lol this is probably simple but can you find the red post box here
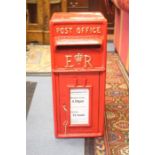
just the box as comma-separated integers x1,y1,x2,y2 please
50,12,107,138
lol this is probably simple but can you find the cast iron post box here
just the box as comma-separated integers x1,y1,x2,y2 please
50,12,107,138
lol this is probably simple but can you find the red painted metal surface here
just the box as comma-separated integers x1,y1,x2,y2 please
50,12,107,138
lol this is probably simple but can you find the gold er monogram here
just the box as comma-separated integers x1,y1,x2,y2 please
65,53,93,68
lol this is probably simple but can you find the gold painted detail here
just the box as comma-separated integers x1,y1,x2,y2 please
65,55,74,68
56,26,101,35
63,105,68,112
62,104,68,134
63,120,68,134
74,53,83,63
65,53,93,68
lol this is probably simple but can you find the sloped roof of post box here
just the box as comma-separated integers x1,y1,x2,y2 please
50,12,107,23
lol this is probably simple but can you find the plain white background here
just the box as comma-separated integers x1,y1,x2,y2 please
0,0,155,154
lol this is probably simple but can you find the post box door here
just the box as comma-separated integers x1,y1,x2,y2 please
57,72,100,136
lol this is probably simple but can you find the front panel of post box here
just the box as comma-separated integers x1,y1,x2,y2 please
50,12,107,138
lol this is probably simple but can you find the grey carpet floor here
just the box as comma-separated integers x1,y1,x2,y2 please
26,81,37,118
26,76,84,155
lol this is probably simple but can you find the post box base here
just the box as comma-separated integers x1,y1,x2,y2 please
55,132,104,138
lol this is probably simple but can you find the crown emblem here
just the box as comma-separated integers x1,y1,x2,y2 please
74,53,83,63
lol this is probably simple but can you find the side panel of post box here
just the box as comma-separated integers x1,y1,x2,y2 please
50,21,59,137
50,15,107,137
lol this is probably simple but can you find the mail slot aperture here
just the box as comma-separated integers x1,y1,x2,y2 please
55,38,103,46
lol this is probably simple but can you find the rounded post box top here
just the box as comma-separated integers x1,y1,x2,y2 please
50,12,107,23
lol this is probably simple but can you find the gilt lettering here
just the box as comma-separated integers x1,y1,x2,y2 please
65,53,93,68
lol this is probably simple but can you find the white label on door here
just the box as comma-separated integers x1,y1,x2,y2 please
70,88,89,125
